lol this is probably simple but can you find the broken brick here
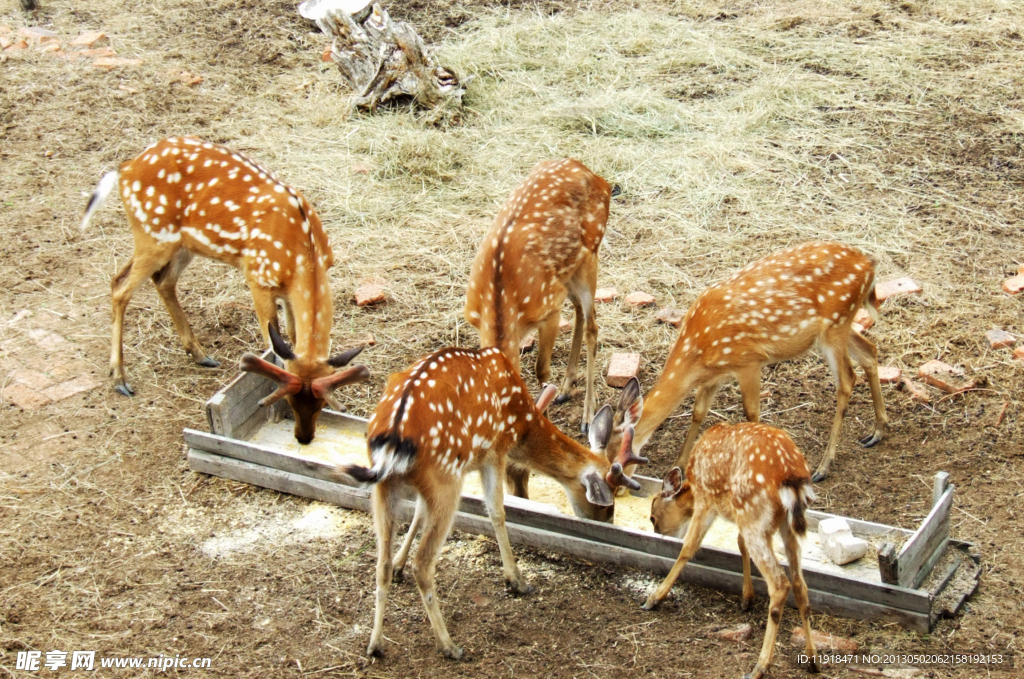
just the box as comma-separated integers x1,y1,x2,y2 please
877,366,902,384
350,163,371,174
11,369,54,391
321,45,333,62
0,24,13,36
41,375,100,402
918,360,966,393
92,56,143,70
350,332,376,347
0,35,11,50
853,307,874,331
986,329,1016,350
595,288,618,303
79,46,116,57
655,307,685,328
70,31,108,48
606,353,640,388
559,316,572,334
900,377,930,403
1014,347,1024,361
3,383,50,410
875,277,922,301
625,291,656,308
4,39,28,51
1002,274,1024,295
37,42,61,53
167,69,203,86
28,328,70,352
791,627,859,652
716,623,752,643
519,334,536,353
19,26,59,45
354,283,386,306
1019,264,1024,275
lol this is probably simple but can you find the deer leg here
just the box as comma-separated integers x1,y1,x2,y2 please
367,480,397,657
737,532,755,612
536,311,562,395
673,383,721,469
782,524,819,674
247,284,281,350
481,463,532,595
109,249,175,396
848,329,888,448
736,365,763,423
506,461,530,500
152,249,219,368
642,504,712,609
278,297,296,344
743,528,791,679
412,486,463,660
392,496,425,583
814,337,856,482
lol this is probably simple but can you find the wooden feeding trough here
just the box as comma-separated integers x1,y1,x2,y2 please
185,352,979,633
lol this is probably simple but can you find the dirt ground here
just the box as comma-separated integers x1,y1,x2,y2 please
1,0,1022,677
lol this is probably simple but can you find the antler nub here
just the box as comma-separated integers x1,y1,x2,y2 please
615,426,649,468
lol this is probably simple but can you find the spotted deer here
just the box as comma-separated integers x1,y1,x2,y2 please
611,240,888,482
340,347,646,660
80,136,366,443
465,158,611,434
645,422,819,679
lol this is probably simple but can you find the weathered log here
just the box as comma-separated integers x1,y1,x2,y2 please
302,0,466,122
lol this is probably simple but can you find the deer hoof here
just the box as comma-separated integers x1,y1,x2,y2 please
811,471,827,483
196,356,221,368
858,432,882,448
806,658,820,674
366,641,383,657
114,382,135,397
507,579,534,596
442,644,464,661
392,567,405,584
740,597,753,612
641,594,661,611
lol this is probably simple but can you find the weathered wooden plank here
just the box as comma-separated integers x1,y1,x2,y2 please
878,543,898,585
186,448,930,632
933,472,950,507
897,485,954,589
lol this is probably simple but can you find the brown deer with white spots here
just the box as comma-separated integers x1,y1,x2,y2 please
465,159,611,434
644,422,819,679
611,240,888,483
340,347,646,660
80,136,368,443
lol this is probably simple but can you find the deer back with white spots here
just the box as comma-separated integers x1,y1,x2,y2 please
81,136,366,443
645,422,819,679
617,240,888,483
465,159,611,439
339,347,646,660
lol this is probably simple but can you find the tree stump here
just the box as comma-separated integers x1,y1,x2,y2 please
300,0,467,122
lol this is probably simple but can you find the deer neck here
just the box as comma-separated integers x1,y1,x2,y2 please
517,416,601,485
286,254,334,361
633,350,709,450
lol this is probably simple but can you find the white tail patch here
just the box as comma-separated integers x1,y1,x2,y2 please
369,443,412,481
80,171,119,231
779,485,798,515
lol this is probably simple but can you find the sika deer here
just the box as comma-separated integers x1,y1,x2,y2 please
612,240,888,482
465,158,611,434
340,347,646,660
81,136,366,442
644,422,819,679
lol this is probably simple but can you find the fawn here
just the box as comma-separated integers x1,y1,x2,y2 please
646,422,819,679
340,347,646,659
611,240,887,482
81,136,365,442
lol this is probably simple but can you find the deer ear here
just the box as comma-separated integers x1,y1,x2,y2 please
615,377,643,429
327,344,364,368
268,323,296,360
587,404,614,452
534,383,558,413
582,469,614,507
663,467,685,497
310,365,370,400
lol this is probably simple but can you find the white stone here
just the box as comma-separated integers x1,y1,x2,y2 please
818,518,868,565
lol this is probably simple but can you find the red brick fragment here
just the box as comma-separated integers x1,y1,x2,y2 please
853,307,874,331
595,288,618,303
918,360,966,393
625,291,655,308
1002,274,1024,295
900,377,930,403
4,39,28,51
354,283,386,306
19,27,59,45
655,307,684,328
877,366,902,384
986,329,1016,350
1014,346,1024,361
12,369,53,391
606,353,640,388
321,45,333,62
791,627,859,652
558,316,572,334
0,24,13,36
79,46,116,57
716,623,752,643
875,277,921,301
350,163,371,174
70,31,108,48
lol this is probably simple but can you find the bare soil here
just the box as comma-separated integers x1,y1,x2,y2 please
1,1,1022,677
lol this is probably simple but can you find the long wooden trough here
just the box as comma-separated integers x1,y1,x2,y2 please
185,352,979,633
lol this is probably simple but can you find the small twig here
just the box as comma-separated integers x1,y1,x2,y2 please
994,401,1009,427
